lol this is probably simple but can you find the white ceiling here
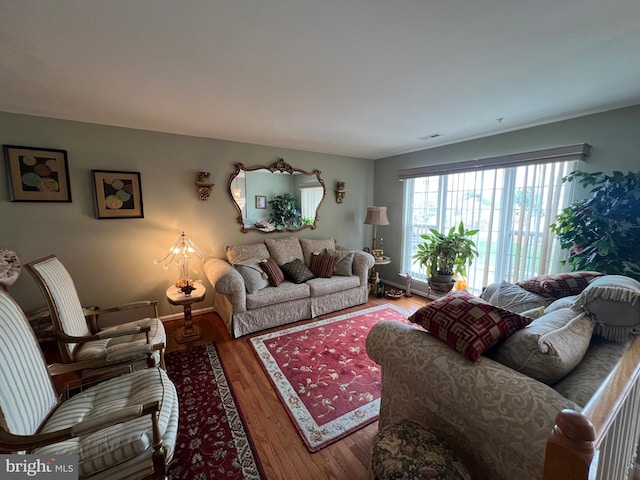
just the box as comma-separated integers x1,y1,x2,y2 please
1,1,639,160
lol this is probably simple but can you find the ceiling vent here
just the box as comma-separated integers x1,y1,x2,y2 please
417,133,443,140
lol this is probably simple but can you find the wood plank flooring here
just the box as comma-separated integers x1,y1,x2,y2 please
164,294,426,480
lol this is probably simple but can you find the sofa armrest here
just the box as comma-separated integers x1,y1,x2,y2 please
352,250,375,285
366,320,580,480
202,258,247,313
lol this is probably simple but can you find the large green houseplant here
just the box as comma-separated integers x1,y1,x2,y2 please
412,221,479,292
268,193,302,229
550,170,640,280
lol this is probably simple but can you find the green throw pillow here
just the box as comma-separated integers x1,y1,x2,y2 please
281,258,315,284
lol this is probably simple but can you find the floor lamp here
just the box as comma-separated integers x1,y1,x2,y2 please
364,206,389,259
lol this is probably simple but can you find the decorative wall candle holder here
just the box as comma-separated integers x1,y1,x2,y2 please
195,171,214,201
336,181,347,203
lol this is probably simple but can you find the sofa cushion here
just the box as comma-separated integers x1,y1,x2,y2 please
409,290,532,362
259,258,285,287
235,259,270,293
246,282,310,309
572,275,640,342
225,243,270,265
491,308,594,385
300,238,336,266
488,282,555,313
516,271,605,298
265,237,304,266
281,258,315,284
307,275,361,297
309,252,336,278
326,250,354,276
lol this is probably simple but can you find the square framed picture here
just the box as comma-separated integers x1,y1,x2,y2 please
3,145,72,202
92,170,144,219
255,195,267,209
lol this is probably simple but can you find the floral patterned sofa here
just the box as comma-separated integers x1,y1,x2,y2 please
366,273,640,480
203,236,374,338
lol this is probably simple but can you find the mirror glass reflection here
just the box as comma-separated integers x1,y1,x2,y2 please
229,159,326,233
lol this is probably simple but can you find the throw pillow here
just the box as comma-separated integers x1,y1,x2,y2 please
281,258,315,284
235,260,270,294
545,295,579,313
516,271,605,298
300,238,336,266
225,243,270,265
572,275,640,342
326,250,354,276
490,308,594,385
259,258,285,287
488,282,555,313
309,252,335,278
264,237,304,266
409,290,532,362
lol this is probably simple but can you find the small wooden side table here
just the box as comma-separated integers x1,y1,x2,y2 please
369,256,392,285
166,282,206,343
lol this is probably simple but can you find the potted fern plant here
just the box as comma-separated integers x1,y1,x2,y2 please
412,221,479,293
550,170,640,280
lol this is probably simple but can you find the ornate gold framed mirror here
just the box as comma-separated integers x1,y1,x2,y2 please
228,159,326,233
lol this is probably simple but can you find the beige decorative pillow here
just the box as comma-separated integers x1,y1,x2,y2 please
264,237,304,266
226,243,270,265
572,275,640,342
325,250,355,276
488,281,554,313
491,308,594,385
234,258,270,294
299,238,336,266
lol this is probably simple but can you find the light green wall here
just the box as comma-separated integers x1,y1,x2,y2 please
373,104,640,292
0,112,374,317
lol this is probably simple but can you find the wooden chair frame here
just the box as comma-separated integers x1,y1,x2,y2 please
25,255,165,369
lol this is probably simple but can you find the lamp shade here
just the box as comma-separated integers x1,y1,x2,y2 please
364,206,390,225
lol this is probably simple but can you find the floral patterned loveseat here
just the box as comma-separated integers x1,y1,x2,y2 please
366,273,640,480
203,236,374,338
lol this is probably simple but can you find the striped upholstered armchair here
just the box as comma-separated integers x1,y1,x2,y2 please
26,255,166,370
0,289,179,479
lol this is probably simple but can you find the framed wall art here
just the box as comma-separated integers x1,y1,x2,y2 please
92,170,144,219
255,195,267,209
3,145,72,202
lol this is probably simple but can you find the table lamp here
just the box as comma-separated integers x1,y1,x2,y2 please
155,232,204,294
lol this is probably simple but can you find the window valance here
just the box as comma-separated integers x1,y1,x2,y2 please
397,143,591,180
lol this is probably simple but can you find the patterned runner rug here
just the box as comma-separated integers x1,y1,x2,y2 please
250,304,410,452
165,344,264,479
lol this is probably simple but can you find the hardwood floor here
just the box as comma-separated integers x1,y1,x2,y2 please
164,294,426,480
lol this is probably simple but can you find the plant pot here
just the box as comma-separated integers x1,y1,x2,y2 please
428,275,455,294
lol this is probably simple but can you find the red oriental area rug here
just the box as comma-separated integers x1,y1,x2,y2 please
250,304,410,452
165,344,264,480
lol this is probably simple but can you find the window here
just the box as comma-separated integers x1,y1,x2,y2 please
400,149,587,295
299,186,323,222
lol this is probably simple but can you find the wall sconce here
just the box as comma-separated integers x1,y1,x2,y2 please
336,181,347,204
195,171,214,201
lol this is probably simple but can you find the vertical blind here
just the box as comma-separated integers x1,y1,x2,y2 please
400,144,590,294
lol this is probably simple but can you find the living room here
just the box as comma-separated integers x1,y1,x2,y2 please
1,2,640,479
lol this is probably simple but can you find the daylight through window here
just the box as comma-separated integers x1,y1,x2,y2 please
401,160,579,295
